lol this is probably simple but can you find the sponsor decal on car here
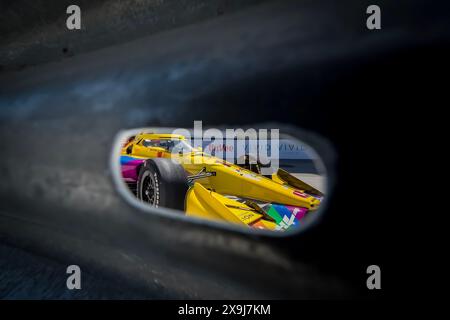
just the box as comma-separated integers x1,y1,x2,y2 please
293,190,308,198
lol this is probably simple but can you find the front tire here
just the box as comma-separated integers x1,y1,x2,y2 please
137,158,188,211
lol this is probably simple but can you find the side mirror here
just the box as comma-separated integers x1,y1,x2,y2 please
126,145,133,154
114,127,329,234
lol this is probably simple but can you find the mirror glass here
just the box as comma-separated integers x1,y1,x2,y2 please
116,125,327,233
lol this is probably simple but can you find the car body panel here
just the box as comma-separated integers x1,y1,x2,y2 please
120,133,322,231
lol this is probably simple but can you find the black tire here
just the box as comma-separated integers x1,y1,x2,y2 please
136,158,188,211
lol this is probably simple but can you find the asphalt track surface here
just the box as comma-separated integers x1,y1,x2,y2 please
0,242,151,299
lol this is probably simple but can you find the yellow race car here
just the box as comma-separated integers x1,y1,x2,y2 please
120,133,323,231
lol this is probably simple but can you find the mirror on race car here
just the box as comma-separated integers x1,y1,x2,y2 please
113,124,328,233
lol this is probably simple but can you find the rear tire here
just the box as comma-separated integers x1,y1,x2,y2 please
137,158,188,211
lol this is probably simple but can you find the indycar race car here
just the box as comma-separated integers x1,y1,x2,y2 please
120,133,324,231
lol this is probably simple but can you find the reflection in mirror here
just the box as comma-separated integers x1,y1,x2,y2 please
117,125,327,233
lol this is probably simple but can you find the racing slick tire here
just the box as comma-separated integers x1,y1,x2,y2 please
137,158,188,211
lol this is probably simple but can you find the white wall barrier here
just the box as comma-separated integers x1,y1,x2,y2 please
198,139,316,160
